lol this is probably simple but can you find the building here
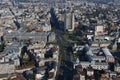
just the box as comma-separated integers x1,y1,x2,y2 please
91,36,111,47
72,44,84,54
114,62,120,73
79,62,91,69
95,26,104,35
73,74,85,80
91,62,109,70
0,62,15,74
102,48,115,63
76,46,113,70
85,45,115,63
28,41,46,49
100,73,109,80
87,68,94,77
95,25,107,36
4,32,55,43
64,12,75,32
35,66,46,80
26,22,51,32
92,56,106,62
0,57,4,63
14,58,20,66
109,72,117,80
80,74,85,80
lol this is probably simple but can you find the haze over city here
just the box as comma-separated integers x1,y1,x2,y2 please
0,0,119,80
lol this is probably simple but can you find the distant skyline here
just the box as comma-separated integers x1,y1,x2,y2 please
0,0,116,2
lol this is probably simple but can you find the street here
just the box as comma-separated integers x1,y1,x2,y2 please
50,8,74,80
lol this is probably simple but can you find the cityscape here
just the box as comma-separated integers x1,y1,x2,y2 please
0,0,120,80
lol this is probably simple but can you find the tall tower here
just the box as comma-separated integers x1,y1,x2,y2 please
64,12,75,32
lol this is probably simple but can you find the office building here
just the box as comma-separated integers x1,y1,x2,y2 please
64,12,75,32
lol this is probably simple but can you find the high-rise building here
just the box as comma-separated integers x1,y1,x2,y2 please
64,12,75,32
